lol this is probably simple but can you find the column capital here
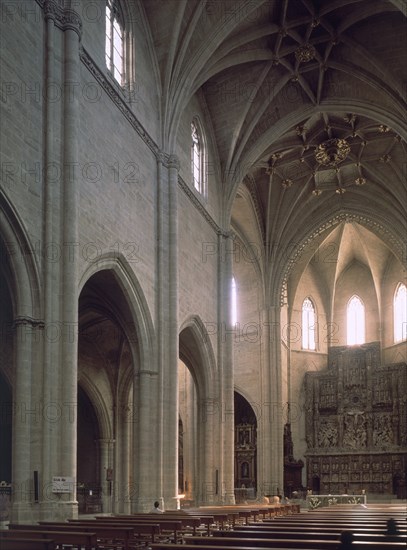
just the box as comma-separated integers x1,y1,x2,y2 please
42,0,82,38
217,229,235,240
97,438,116,449
156,151,167,165
167,154,180,171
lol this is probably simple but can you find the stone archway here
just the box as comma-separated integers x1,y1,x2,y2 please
78,268,141,513
178,316,217,506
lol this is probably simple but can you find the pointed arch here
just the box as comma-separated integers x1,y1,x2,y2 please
78,252,156,374
0,191,41,319
273,211,406,307
179,314,216,395
78,372,113,440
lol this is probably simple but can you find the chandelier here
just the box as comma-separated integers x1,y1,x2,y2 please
295,43,316,63
315,138,350,167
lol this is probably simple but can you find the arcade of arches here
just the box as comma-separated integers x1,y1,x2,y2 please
0,0,406,523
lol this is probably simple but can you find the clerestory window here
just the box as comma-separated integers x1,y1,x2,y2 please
105,0,125,86
191,119,207,195
231,276,237,327
394,283,407,343
347,295,365,345
302,297,316,350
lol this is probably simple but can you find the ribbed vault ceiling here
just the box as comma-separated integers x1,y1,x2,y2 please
143,0,406,288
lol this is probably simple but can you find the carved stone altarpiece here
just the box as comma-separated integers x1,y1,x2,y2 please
304,342,406,497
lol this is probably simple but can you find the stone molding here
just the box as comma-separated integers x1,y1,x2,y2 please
13,316,44,329
79,47,160,158
136,369,159,377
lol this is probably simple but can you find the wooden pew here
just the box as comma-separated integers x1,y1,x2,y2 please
0,537,56,550
185,535,407,549
151,546,316,550
3,526,98,550
199,512,239,529
271,514,407,520
150,543,406,550
162,511,215,535
236,523,407,536
39,520,134,550
151,546,303,550
217,527,407,544
259,519,407,530
190,508,256,527
68,519,158,546
119,513,203,536
94,516,184,543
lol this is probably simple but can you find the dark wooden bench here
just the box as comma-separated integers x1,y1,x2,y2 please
151,546,295,550
187,509,248,528
120,513,203,536
3,526,98,549
185,535,407,549
68,519,158,546
150,544,405,550
0,538,56,550
94,516,184,543
260,519,407,530
39,520,134,550
161,512,214,535
236,523,407,536
218,527,407,543
151,546,304,550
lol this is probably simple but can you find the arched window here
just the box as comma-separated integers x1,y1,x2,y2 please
231,276,237,327
302,297,316,350
394,283,407,343
191,119,206,195
347,295,365,345
105,0,125,85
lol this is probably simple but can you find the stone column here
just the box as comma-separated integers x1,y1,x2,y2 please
180,374,195,502
257,307,272,498
58,9,82,520
218,232,235,504
40,5,61,521
99,439,114,513
155,153,166,508
201,397,216,505
133,369,158,510
161,155,180,510
11,318,40,522
269,305,284,496
117,405,131,513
